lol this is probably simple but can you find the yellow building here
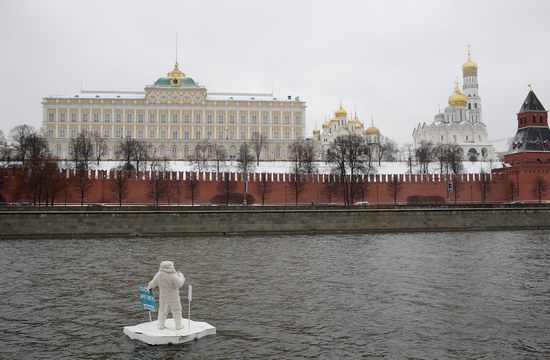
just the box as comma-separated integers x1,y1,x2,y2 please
43,61,306,161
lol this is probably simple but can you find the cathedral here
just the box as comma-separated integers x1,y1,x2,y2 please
412,50,496,161
311,103,382,161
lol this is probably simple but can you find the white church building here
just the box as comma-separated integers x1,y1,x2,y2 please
412,50,496,161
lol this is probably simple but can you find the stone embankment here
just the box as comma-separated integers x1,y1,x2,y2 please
1,205,548,238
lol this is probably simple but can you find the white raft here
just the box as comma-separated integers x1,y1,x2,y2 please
124,318,216,345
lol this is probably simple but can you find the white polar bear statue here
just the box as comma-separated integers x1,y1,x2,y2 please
147,261,186,330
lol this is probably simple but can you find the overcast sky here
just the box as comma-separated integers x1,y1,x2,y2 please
1,0,549,147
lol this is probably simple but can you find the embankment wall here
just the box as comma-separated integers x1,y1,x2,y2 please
1,206,548,238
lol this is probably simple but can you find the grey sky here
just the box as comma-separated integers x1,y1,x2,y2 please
1,0,549,147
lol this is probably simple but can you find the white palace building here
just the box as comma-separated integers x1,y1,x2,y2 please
43,61,306,161
412,50,496,161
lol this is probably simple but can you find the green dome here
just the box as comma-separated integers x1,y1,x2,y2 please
154,77,196,87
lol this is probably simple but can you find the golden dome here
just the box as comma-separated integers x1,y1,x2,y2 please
448,83,467,106
347,118,355,124
335,104,347,117
167,62,185,78
462,49,478,76
313,129,320,135
330,116,338,123
322,122,330,128
365,126,380,135
354,122,363,129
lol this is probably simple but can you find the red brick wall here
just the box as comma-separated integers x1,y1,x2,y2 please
2,165,549,205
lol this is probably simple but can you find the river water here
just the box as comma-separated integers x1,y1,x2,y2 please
0,231,549,359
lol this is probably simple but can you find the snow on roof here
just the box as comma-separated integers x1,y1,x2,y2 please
47,90,145,100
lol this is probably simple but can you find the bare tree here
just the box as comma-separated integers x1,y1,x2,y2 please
149,157,171,206
92,132,108,165
288,140,317,175
190,141,210,172
74,168,93,206
377,136,398,165
401,143,416,175
387,175,403,205
69,132,94,171
322,175,339,204
479,171,492,203
212,144,227,173
415,141,435,174
531,176,549,204
217,171,237,205
255,173,272,206
43,156,66,206
9,124,35,164
236,142,255,175
110,165,129,206
326,134,370,205
251,132,268,165
435,144,463,175
289,161,306,206
185,172,200,206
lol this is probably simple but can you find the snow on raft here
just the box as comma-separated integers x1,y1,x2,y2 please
124,318,216,345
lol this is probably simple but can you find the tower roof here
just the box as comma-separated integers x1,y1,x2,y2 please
520,90,546,112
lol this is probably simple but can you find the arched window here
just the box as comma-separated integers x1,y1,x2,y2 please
172,129,178,139
171,146,177,158
183,146,190,158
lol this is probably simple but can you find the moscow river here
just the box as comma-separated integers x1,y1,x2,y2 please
0,231,549,359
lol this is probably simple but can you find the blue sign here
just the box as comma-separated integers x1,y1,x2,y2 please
138,285,157,312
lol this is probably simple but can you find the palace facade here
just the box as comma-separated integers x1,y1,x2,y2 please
43,62,306,161
412,50,496,161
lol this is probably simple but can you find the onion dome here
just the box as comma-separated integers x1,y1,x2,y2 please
354,122,364,129
335,104,347,117
448,83,467,106
322,122,330,128
330,116,338,123
313,130,320,135
462,50,478,76
365,126,380,135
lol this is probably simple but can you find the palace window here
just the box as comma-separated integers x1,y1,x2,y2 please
183,146,189,158
218,129,225,140
274,115,280,124
104,128,110,138
274,130,279,139
82,112,88,122
284,130,289,140
251,114,257,124
159,147,165,157
195,113,201,124
48,112,55,122
60,112,66,122
284,115,290,124
262,130,268,139
240,130,246,140
207,130,213,140
59,128,66,138
229,114,235,124
93,129,100,137
138,129,144,139
126,129,132,138
137,113,144,123
149,129,155,139
94,112,100,122
172,129,178,139
207,113,213,124
240,114,247,124
47,129,54,138
295,114,301,125
115,128,122,138
71,112,77,122
184,128,190,139
160,113,167,123
229,130,235,140
195,130,201,139
262,114,269,124
149,112,156,123
160,129,166,139
71,129,77,138
126,112,133,123
218,113,224,124
172,112,178,124
295,130,301,139
171,147,177,158
115,112,121,123
184,112,190,123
